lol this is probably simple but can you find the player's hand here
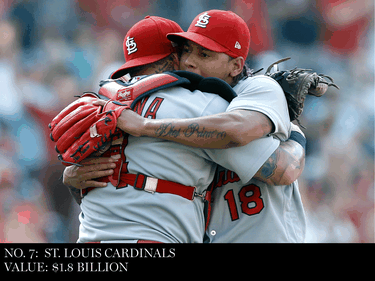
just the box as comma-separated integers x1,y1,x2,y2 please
93,99,146,137
62,157,117,189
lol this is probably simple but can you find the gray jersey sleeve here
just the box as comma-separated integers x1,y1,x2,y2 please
204,136,279,184
229,75,291,141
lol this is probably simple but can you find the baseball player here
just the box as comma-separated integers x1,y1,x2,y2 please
54,15,285,243
107,10,335,242
60,11,334,242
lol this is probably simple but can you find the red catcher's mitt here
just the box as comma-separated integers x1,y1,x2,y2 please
49,95,129,166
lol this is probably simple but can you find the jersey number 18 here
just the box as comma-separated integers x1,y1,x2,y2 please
224,184,264,221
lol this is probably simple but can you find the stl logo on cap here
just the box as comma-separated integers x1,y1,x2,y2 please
195,12,211,28
126,36,138,55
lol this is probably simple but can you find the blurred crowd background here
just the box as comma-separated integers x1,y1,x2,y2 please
0,0,373,243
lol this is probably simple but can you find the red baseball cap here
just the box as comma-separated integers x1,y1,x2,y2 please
167,10,250,59
111,16,183,79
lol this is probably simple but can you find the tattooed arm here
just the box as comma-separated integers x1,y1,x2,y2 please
116,108,273,149
253,125,306,185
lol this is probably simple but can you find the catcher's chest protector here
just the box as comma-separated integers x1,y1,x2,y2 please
97,70,237,107
98,72,191,108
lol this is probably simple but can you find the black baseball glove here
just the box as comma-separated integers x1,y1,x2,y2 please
265,58,339,127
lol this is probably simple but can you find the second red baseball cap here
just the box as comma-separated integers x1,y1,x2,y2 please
111,16,183,79
167,10,250,60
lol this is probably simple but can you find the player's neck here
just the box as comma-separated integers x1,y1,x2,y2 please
136,67,165,76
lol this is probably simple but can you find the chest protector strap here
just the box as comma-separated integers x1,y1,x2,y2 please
88,70,236,108
96,72,191,107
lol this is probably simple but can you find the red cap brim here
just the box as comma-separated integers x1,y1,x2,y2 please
167,32,229,53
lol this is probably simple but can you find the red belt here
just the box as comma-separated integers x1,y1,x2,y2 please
82,139,207,201
82,172,205,201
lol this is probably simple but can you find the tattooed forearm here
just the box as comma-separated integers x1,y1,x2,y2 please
154,122,227,140
258,152,278,179
254,140,305,185
155,123,181,138
184,123,227,139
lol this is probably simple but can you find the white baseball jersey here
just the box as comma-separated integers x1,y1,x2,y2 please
205,75,306,243
78,77,280,243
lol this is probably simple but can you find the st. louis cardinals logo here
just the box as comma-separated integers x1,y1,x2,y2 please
195,12,211,28
126,36,138,55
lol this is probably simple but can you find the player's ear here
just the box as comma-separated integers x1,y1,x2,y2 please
171,52,180,70
229,56,244,78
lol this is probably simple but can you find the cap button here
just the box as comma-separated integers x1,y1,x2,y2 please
145,15,150,19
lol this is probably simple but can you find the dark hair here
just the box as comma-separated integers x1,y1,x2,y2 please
230,63,253,87
227,56,254,87
127,53,176,77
